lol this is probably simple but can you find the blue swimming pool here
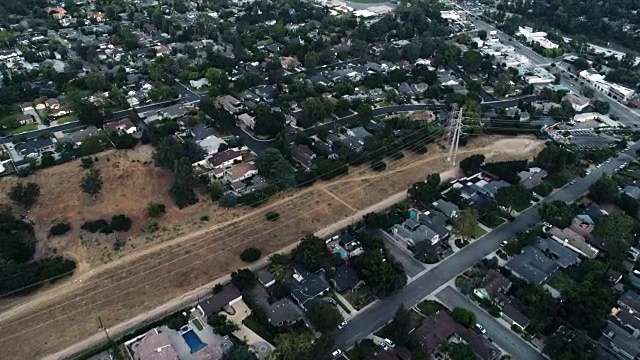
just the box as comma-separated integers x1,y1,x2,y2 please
331,245,348,259
181,330,207,354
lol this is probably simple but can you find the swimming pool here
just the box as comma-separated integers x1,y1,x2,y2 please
181,329,207,354
331,245,348,259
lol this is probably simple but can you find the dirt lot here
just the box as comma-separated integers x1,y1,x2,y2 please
0,136,544,360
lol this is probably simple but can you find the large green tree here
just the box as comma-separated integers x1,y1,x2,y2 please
544,328,597,360
80,169,103,197
453,208,480,241
462,50,483,73
308,301,343,334
8,182,40,209
538,200,576,228
271,332,315,360
496,185,532,213
589,175,618,204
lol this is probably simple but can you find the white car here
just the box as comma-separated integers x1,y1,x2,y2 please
332,349,343,358
383,338,396,348
500,240,508,247
338,321,347,330
475,323,487,334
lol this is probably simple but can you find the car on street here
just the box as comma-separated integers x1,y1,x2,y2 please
500,240,508,247
570,180,576,185
475,323,486,334
383,338,396,348
338,321,347,330
332,349,343,358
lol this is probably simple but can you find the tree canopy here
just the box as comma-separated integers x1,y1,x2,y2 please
308,301,343,334
8,182,40,209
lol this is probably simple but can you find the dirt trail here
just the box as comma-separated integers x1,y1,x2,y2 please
0,135,544,360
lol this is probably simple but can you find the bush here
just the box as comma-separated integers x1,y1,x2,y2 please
110,214,132,232
146,202,166,218
207,314,239,335
240,247,262,262
200,215,210,221
80,157,94,169
452,307,476,327
49,222,71,236
371,161,387,172
81,219,111,234
144,220,159,233
265,211,280,221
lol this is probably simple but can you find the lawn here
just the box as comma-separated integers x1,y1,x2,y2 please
55,114,78,124
8,123,38,135
473,224,487,239
191,318,204,331
548,272,576,294
344,286,376,310
346,339,379,360
417,300,444,316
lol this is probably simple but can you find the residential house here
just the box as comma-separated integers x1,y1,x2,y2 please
413,311,501,360
569,217,595,242
473,269,512,302
410,208,451,240
336,232,364,258
256,269,276,288
104,118,137,134
16,114,35,125
348,126,372,143
309,137,338,160
533,237,580,268
391,218,440,246
45,98,60,110
206,150,243,169
190,78,209,89
563,93,591,112
517,167,547,190
264,298,304,327
196,283,242,317
224,162,258,183
288,265,330,311
547,226,599,259
505,246,559,285
291,144,316,169
238,113,255,129
329,264,362,292
130,328,179,360
19,102,33,112
482,180,510,199
14,137,55,159
61,126,102,147
431,200,460,219
495,294,531,330
218,95,243,114
599,321,640,360
623,185,640,200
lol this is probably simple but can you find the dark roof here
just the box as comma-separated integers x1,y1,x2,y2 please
505,246,559,285
256,269,276,287
619,290,640,312
480,269,512,299
338,232,359,249
291,144,315,168
366,350,397,360
265,298,303,326
207,149,242,167
413,311,457,353
502,302,530,329
599,321,640,360
533,237,580,268
288,265,329,310
330,265,361,292
198,284,242,316
190,123,216,141
310,139,336,158
15,137,54,155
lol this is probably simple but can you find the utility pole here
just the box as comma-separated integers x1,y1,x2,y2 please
446,105,464,166
98,316,112,343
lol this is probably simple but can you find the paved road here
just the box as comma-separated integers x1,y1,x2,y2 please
333,140,640,352
378,229,426,278
436,286,545,360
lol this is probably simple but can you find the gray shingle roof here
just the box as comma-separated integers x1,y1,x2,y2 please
505,246,559,285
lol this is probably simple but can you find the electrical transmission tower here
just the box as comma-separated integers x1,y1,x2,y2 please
445,105,464,166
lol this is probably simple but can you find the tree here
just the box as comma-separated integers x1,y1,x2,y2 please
589,175,618,204
462,50,483,73
300,97,333,128
109,86,128,109
593,211,635,264
534,145,576,173
412,241,440,264
80,157,94,169
271,332,315,360
8,182,40,208
230,269,256,291
240,247,262,262
293,235,329,271
49,223,71,236
308,301,343,334
440,342,478,360
478,30,488,40
81,169,103,197
208,181,225,201
40,152,55,168
206,314,239,336
112,133,138,149
453,208,479,241
253,105,285,138
451,307,476,327
384,306,412,345
219,193,238,208
255,148,295,189
539,200,576,228
147,202,166,218
304,51,319,71
408,173,441,205
110,214,132,232
353,249,406,297
593,99,610,114
459,154,485,176
496,185,532,213
544,328,597,360
533,182,553,197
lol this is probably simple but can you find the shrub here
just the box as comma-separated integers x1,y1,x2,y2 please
110,214,132,232
81,219,111,234
200,215,210,221
207,314,239,335
371,161,387,172
265,211,280,221
144,220,159,233
146,202,166,218
240,247,262,262
50,222,71,236
80,157,93,169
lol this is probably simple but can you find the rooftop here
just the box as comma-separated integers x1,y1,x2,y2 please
505,246,559,285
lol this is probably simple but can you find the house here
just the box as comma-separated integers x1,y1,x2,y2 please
288,265,330,311
218,95,243,114
473,269,512,302
618,290,640,314
517,168,547,190
496,295,531,330
413,311,501,360
264,298,304,326
348,126,372,143
207,150,243,169
280,56,300,70
47,106,72,119
547,226,599,259
310,138,338,159
238,113,255,129
130,328,179,360
336,232,364,257
417,210,451,240
391,218,440,246
62,126,102,146
224,163,258,183
19,102,33,112
16,114,35,125
431,200,460,219
291,144,316,169
45,98,60,109
623,185,640,200
563,93,591,112
599,321,640,360
196,283,242,317
15,137,55,159
198,135,226,156
256,269,276,288
532,237,580,268
329,264,362,292
104,118,137,134
190,78,210,89
505,246,559,285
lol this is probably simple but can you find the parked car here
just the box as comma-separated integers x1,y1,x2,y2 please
475,323,486,334
500,240,508,247
383,338,396,348
332,349,343,358
338,321,347,330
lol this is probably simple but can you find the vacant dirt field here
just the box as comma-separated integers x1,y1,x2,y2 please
0,135,545,360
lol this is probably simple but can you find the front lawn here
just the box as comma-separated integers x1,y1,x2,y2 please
473,225,487,239
343,286,376,310
8,123,38,135
417,300,444,316
56,114,78,124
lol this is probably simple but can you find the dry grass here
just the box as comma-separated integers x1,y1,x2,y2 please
0,135,545,360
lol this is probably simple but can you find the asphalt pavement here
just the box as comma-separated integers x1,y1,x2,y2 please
378,229,426,278
332,140,640,354
436,286,545,360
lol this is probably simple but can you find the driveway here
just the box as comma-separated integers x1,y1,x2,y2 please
436,286,545,360
378,229,426,278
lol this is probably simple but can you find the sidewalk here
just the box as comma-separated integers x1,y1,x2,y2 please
335,292,358,315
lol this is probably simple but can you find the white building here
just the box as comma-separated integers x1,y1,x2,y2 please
516,26,559,50
579,70,635,102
